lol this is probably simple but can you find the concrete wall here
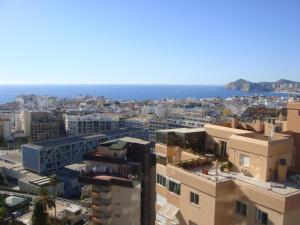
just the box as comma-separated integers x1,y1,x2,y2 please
22,145,41,173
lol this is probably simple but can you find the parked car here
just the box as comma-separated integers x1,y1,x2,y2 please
12,211,22,217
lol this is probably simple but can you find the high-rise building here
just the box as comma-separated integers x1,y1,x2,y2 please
79,137,156,225
155,124,300,225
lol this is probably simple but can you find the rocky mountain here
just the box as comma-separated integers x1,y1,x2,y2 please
224,79,300,93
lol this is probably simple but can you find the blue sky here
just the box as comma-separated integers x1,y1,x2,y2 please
0,0,299,85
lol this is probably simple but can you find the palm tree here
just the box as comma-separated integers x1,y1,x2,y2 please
49,175,58,225
37,187,55,214
32,200,48,225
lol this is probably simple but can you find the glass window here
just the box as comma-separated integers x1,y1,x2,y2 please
256,208,268,225
156,174,166,187
220,141,227,156
157,156,167,166
190,192,199,205
168,180,181,195
236,201,247,216
240,154,250,167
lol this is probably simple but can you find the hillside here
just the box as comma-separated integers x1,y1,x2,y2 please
224,79,300,93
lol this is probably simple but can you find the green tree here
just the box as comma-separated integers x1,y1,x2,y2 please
0,207,8,223
32,200,48,225
49,175,58,225
0,195,5,207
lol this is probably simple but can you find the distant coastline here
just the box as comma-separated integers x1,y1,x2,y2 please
0,84,290,104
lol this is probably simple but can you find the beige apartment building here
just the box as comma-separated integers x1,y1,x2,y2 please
155,103,300,225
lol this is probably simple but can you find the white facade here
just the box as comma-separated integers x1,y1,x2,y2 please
0,119,12,140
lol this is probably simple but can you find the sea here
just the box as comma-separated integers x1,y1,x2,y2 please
0,85,289,104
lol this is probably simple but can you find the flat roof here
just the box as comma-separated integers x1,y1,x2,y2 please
119,137,150,145
175,163,300,197
23,134,106,148
103,127,146,136
157,127,205,134
204,124,252,134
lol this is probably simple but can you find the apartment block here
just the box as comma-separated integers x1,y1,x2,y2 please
26,110,66,142
65,114,123,137
79,137,156,225
155,122,300,225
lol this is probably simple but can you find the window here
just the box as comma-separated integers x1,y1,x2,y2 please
256,209,268,225
189,221,198,225
190,192,199,205
156,174,166,187
240,154,250,167
168,180,181,195
157,156,167,166
235,201,247,216
220,141,227,156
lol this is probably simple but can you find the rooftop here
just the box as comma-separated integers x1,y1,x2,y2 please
157,127,205,134
119,136,150,145
78,172,139,188
22,134,106,148
172,159,300,197
5,196,27,207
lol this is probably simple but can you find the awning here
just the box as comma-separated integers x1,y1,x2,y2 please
158,202,179,223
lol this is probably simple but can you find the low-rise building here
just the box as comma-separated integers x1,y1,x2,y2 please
21,134,106,174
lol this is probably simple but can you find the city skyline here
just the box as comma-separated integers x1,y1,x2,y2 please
1,0,300,84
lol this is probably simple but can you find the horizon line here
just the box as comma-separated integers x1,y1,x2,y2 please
0,83,225,86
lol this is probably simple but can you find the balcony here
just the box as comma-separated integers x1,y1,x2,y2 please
100,204,112,213
91,191,101,198
100,191,112,199
92,204,102,211
92,197,112,206
101,216,112,225
91,216,102,225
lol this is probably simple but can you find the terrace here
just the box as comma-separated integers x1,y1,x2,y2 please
171,156,300,196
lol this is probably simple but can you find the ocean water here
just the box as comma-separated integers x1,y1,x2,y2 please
0,85,288,104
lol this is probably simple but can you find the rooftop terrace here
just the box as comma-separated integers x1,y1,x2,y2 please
171,158,300,197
